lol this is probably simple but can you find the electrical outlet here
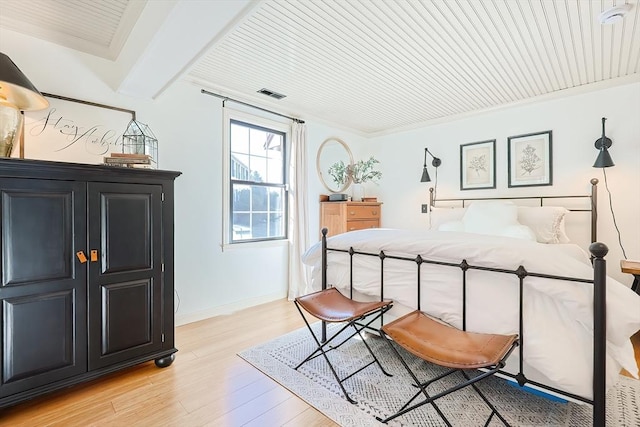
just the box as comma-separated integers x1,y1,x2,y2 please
421,204,430,214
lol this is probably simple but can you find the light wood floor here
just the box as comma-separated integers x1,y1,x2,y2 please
1,299,638,426
0,299,337,427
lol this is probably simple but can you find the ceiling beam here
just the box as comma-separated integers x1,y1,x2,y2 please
115,0,255,99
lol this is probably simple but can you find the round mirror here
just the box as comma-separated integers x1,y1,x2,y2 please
316,137,354,193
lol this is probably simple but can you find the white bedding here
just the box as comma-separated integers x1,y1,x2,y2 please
301,228,640,400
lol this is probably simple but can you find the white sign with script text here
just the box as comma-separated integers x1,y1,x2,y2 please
22,95,133,164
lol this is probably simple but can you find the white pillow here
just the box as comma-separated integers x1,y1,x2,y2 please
439,204,536,241
462,201,519,235
429,206,467,230
498,224,537,241
517,206,570,244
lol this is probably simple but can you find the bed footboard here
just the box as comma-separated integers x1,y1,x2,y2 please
320,228,609,427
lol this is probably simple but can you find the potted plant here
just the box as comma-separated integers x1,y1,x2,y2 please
349,156,382,185
328,156,382,201
350,156,382,201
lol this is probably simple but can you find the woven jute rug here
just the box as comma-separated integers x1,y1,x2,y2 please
238,323,640,426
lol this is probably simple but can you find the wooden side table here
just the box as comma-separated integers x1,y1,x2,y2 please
620,260,640,295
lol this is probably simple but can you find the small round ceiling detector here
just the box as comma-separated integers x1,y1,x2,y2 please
598,4,633,24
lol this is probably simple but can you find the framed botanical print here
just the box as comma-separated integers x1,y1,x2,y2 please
508,130,552,187
460,139,496,190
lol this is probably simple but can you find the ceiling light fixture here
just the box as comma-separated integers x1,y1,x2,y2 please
598,4,633,24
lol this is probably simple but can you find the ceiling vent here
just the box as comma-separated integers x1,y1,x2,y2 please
598,4,633,24
257,88,286,100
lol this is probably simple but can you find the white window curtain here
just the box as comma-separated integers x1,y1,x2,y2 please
288,122,311,299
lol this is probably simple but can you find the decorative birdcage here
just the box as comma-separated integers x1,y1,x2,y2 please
122,119,158,168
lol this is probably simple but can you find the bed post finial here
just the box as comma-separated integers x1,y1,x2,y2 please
589,242,607,258
429,187,435,207
589,241,607,427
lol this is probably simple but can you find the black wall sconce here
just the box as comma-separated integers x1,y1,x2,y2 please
593,117,614,168
420,148,441,182
421,148,442,211
592,117,628,259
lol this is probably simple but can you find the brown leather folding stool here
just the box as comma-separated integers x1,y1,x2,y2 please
294,287,393,404
377,310,519,426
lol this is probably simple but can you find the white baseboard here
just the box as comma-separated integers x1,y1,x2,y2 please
174,291,287,326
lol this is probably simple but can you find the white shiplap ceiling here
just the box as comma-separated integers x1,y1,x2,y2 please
0,0,146,60
1,0,639,135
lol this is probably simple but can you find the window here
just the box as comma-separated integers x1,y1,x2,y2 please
227,117,288,243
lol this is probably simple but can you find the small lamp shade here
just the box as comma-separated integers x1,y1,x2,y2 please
0,53,48,111
0,52,49,156
420,167,431,182
593,148,614,168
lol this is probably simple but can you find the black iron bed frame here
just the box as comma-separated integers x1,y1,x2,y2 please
320,178,610,426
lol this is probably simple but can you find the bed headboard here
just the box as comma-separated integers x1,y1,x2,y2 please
429,178,599,243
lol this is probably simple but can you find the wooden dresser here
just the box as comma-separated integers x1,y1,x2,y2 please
320,201,382,237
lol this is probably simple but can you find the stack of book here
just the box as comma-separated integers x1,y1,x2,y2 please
103,153,152,168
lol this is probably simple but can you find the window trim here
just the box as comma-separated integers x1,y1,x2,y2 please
222,108,290,247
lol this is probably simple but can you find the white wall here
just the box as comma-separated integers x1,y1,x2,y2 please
369,83,640,284
148,82,295,324
3,25,637,324
154,84,369,323
1,27,369,325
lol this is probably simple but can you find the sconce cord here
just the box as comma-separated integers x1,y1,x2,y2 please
602,168,627,259
434,166,438,202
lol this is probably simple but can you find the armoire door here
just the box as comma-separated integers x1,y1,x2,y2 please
0,179,87,397
87,182,163,370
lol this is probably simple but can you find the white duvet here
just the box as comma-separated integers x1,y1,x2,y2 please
301,228,640,400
